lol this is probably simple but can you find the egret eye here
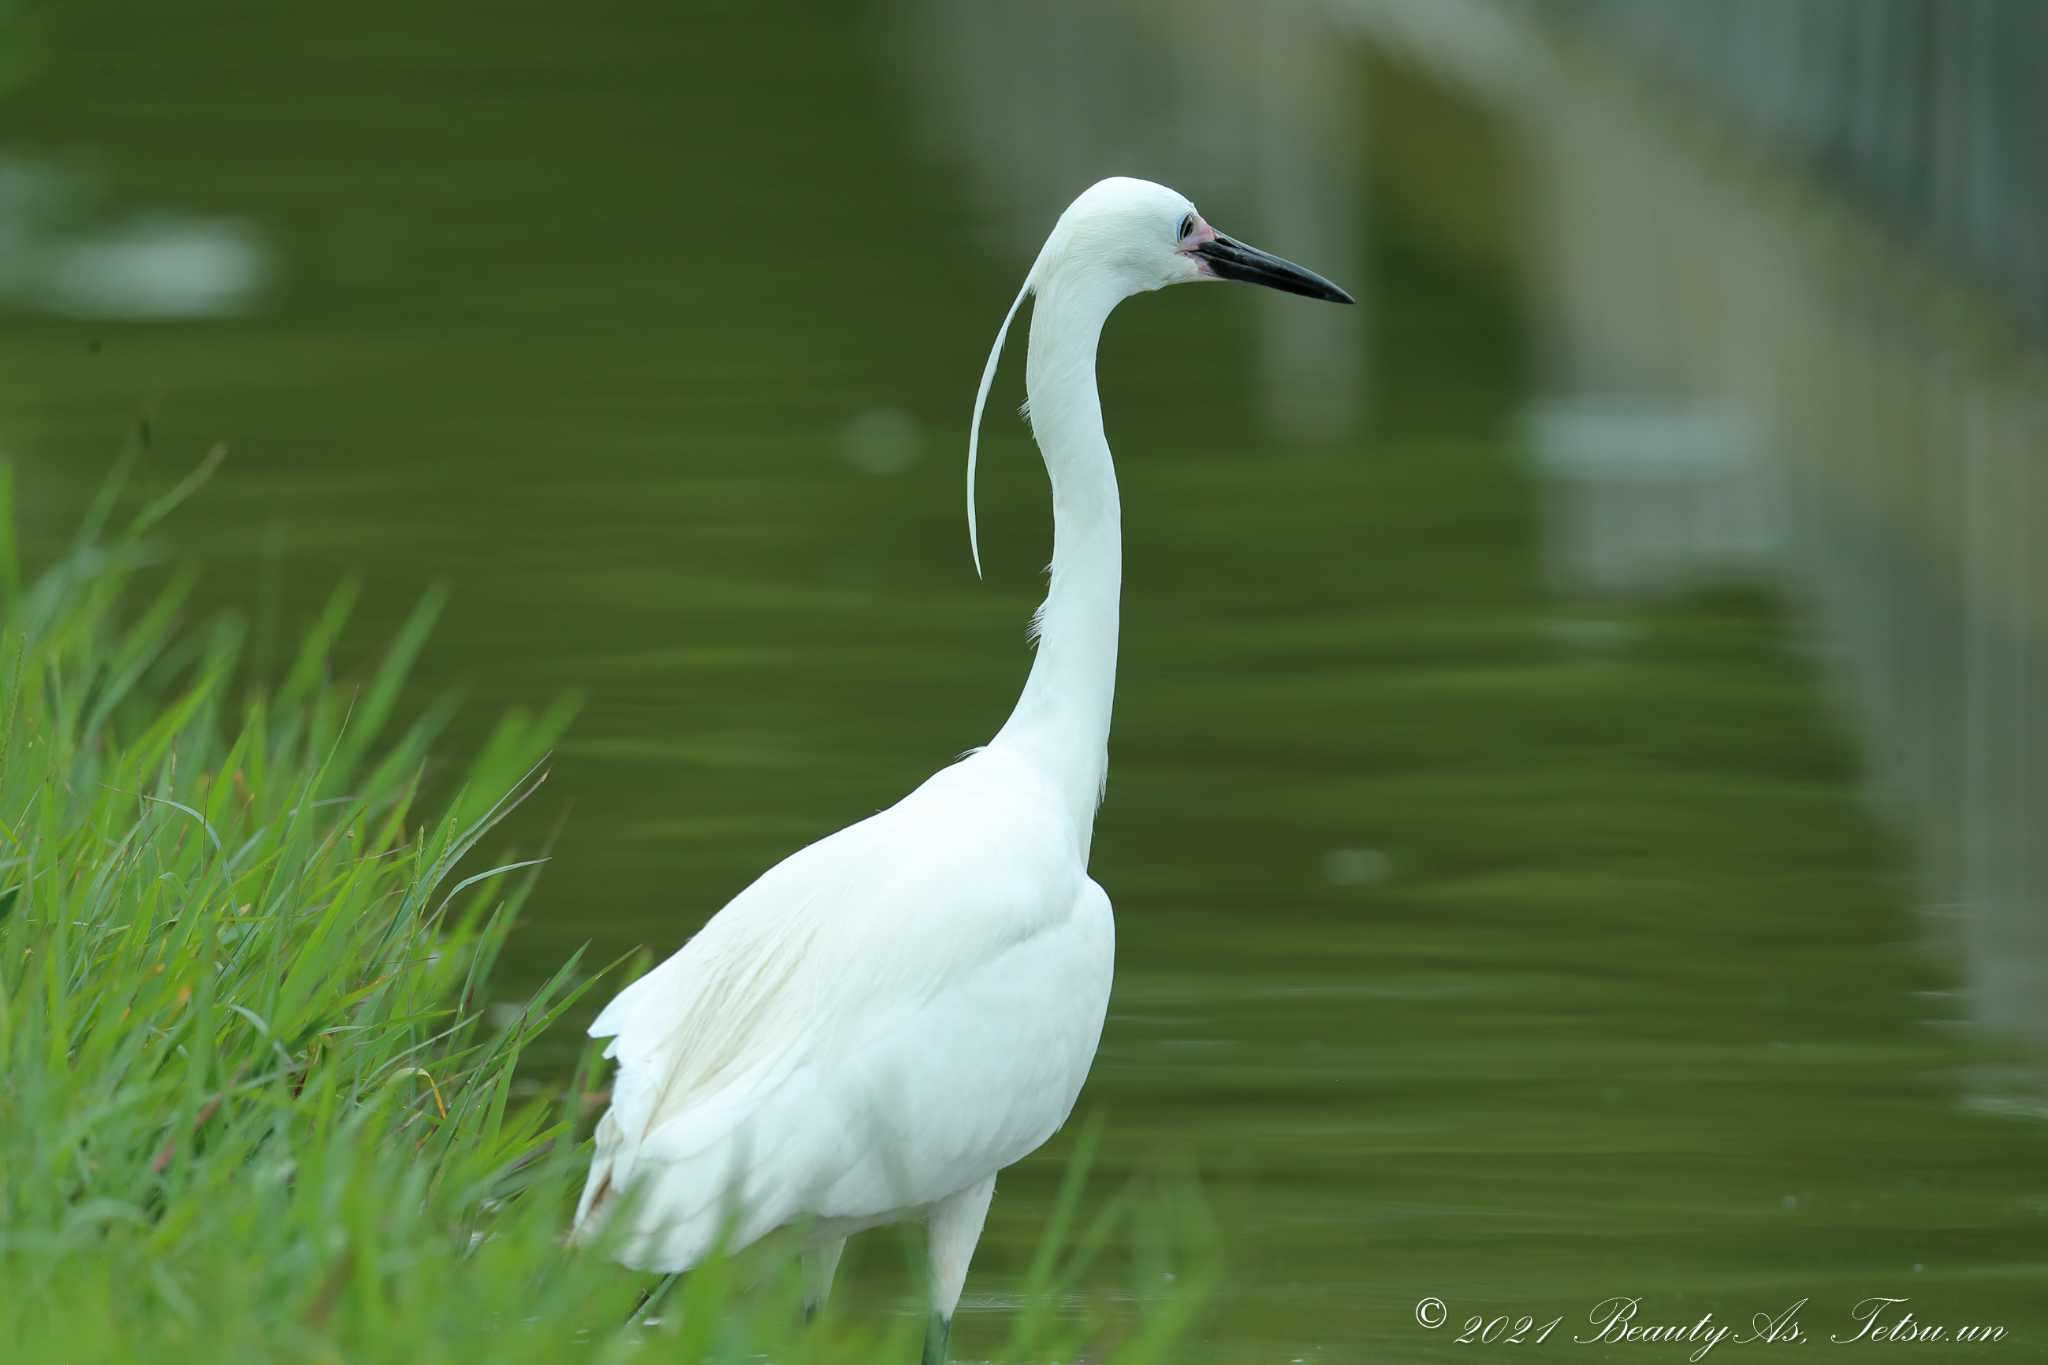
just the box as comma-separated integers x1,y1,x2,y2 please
1177,212,1197,243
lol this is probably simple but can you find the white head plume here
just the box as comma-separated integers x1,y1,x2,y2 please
964,176,1346,577
966,248,1044,579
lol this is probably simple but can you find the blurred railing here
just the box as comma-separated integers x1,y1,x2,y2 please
1347,0,2048,1045
1539,0,2048,341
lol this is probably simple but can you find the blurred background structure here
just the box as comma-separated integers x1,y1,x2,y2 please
1510,0,2048,1047
898,0,2048,1045
1387,0,2048,1042
4,1,2043,1358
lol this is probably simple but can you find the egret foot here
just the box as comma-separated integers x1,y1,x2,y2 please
923,1176,993,1365
802,1236,847,1324
921,1309,951,1365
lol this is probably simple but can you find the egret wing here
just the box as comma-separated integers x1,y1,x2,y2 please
573,753,1112,1273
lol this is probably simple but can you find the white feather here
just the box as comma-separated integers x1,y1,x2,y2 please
574,747,1114,1272
966,267,1035,579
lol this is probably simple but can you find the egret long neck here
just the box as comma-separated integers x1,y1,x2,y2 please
992,273,1123,851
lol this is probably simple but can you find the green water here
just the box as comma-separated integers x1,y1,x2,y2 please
5,4,2042,1360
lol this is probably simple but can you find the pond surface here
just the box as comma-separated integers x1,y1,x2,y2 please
5,3,2042,1359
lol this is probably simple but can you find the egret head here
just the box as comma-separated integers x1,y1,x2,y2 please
966,178,1353,574
1039,176,1355,304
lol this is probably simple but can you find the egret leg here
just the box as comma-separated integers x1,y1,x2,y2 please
803,1236,847,1322
921,1309,951,1365
922,1175,995,1364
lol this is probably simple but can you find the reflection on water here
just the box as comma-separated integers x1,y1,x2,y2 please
1476,4,2048,1050
3,1,2043,1357
0,154,272,318
1524,400,1779,595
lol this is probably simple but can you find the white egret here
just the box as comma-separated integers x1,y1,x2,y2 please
571,176,1352,1361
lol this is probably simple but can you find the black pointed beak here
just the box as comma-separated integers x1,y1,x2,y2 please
1193,232,1354,304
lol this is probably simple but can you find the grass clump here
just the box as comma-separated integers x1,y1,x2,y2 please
0,459,1210,1363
